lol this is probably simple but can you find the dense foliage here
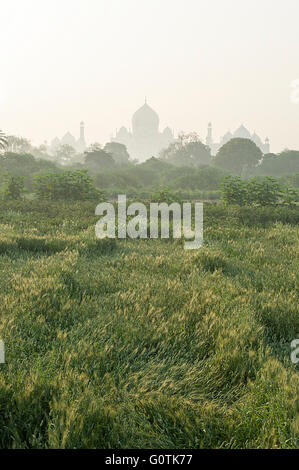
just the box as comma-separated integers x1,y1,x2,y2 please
213,138,262,175
84,147,116,171
103,142,131,166
221,176,299,206
0,153,58,192
33,170,102,201
1,174,25,201
160,133,211,167
0,146,299,202
93,158,228,198
254,151,299,176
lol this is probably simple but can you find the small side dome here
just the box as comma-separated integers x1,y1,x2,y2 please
221,131,233,144
117,126,130,137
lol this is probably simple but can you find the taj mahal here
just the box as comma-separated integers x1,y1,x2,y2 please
48,102,270,162
112,100,175,162
112,101,270,161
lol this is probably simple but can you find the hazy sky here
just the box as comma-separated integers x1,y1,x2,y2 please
1,0,299,152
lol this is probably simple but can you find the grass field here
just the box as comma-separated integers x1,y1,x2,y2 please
0,201,299,449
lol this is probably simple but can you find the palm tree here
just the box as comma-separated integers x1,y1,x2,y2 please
0,130,8,151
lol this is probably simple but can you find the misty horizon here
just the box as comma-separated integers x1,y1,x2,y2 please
1,0,299,153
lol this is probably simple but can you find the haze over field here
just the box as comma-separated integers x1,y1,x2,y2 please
1,0,299,451
1,0,299,152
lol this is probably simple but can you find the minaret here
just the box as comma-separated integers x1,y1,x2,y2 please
206,122,213,148
80,121,85,142
264,137,270,154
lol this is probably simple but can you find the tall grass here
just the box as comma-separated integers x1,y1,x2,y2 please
0,201,298,448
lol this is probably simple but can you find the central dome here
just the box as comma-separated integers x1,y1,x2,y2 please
132,102,159,136
233,125,251,140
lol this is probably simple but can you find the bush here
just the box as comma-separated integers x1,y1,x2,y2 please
221,176,299,207
289,173,299,188
280,186,299,206
33,170,103,201
1,173,25,200
254,150,299,176
0,152,59,192
169,166,228,191
246,177,281,206
150,188,181,204
220,176,248,205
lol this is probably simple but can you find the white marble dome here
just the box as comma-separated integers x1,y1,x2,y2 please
132,102,160,135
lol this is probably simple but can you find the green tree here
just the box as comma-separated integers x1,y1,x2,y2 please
0,152,59,192
160,132,211,167
246,177,281,206
55,144,76,165
288,173,299,188
1,173,25,200
220,176,248,205
1,152,36,171
220,175,297,206
34,170,101,201
104,142,130,166
256,150,299,176
84,148,116,171
214,138,262,175
171,166,228,190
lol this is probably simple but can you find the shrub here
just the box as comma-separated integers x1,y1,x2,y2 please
1,173,25,200
220,176,248,205
33,170,103,201
221,175,299,207
246,177,281,206
169,166,228,191
150,188,181,204
280,186,299,206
